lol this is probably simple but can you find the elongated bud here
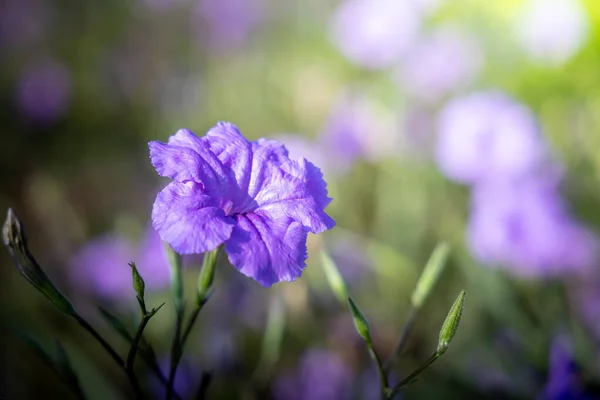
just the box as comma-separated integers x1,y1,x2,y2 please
411,243,450,309
321,251,349,304
164,242,184,312
129,262,146,300
348,297,371,342
2,209,76,316
197,247,219,306
438,290,466,353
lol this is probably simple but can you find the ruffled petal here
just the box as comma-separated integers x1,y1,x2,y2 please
252,157,335,234
225,213,308,287
150,129,234,203
152,181,235,254
203,122,253,200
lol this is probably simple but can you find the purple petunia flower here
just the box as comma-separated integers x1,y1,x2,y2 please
396,27,483,102
273,349,353,400
467,175,597,277
16,59,72,125
330,0,421,70
435,91,547,185
149,122,335,287
515,0,589,66
69,228,172,300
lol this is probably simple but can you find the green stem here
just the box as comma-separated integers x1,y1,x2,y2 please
366,340,390,400
389,350,445,397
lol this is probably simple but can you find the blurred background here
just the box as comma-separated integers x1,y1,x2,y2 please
3,0,600,398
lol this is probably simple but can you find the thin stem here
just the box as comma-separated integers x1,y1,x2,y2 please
389,350,444,397
74,314,144,399
384,306,418,372
126,316,151,372
166,309,184,400
366,340,389,400
194,371,212,400
74,314,124,366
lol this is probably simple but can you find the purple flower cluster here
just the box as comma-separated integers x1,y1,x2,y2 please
436,91,597,277
149,122,335,287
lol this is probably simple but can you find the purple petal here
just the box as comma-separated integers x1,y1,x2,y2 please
253,157,335,234
150,129,235,201
225,213,308,287
203,122,253,198
152,181,235,254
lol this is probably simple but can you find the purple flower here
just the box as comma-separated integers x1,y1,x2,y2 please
467,176,597,277
319,91,398,171
149,122,335,287
16,59,72,125
330,0,421,70
515,0,589,66
192,0,264,52
538,335,596,400
69,228,172,300
396,27,483,102
435,91,547,184
273,349,353,400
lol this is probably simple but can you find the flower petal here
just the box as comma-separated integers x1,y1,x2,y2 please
203,122,253,198
225,213,308,287
253,157,335,234
150,129,235,202
152,181,235,254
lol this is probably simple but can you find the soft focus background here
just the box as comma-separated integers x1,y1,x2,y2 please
3,0,600,399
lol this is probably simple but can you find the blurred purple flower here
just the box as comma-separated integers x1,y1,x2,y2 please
538,335,596,400
273,349,353,400
330,0,421,69
69,228,171,300
192,0,264,51
16,59,72,125
319,91,398,171
396,27,483,102
151,358,198,399
515,0,589,66
435,91,546,184
273,134,327,173
149,123,335,287
572,279,600,341
467,176,598,277
0,0,50,48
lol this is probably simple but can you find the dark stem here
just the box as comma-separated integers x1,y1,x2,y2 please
166,309,184,400
384,307,418,372
194,371,212,400
126,315,151,373
74,314,145,399
74,314,124,366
